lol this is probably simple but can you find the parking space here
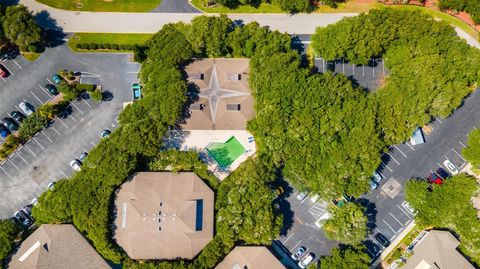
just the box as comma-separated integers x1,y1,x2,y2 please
274,185,338,267
0,44,135,218
314,58,387,91
0,56,26,82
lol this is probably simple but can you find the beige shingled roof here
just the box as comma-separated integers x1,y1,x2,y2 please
113,172,214,260
216,246,286,269
182,58,254,130
403,230,475,269
8,224,109,269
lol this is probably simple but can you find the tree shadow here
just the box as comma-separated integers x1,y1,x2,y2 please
2,0,19,6
35,11,66,48
274,177,295,237
356,197,377,233
162,130,188,150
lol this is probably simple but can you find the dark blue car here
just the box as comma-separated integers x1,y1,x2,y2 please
0,125,10,138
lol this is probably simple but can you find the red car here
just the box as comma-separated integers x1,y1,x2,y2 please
0,64,8,78
427,173,443,185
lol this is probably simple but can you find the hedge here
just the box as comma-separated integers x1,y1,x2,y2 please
75,43,140,51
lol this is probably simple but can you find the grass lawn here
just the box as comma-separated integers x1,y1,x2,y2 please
191,0,283,13
385,5,478,39
21,52,41,61
68,33,153,53
36,0,161,12
207,136,245,168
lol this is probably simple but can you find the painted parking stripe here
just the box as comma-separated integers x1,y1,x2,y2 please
2,64,14,76
60,170,68,179
90,141,96,147
382,219,397,235
0,166,12,179
46,78,54,84
13,151,29,165
282,232,295,244
32,136,45,150
382,153,400,165
381,162,393,172
57,118,69,128
41,130,54,144
389,212,404,227
0,76,5,82
459,141,467,147
24,144,38,157
31,91,45,105
406,142,415,151
38,84,53,98
435,117,443,123
8,159,20,172
81,98,92,108
290,240,302,252
393,145,407,158
50,126,61,136
396,204,414,218
451,148,466,162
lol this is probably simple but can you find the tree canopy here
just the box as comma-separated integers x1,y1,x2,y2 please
318,244,370,269
323,203,368,244
405,174,480,265
2,4,43,51
311,9,480,144
462,128,480,168
0,220,19,268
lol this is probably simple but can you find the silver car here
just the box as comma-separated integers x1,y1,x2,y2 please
70,159,81,171
443,159,459,175
19,101,34,116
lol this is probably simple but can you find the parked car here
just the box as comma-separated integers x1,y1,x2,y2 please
45,84,59,95
100,129,111,138
78,152,88,162
436,167,450,179
296,191,309,201
372,171,383,183
19,101,34,116
22,206,32,218
291,246,306,261
47,182,55,190
276,186,284,196
370,180,379,190
70,160,81,171
0,125,10,138
427,173,443,185
0,64,8,77
2,117,19,132
374,232,390,247
14,210,32,227
298,253,314,268
443,159,459,175
402,201,416,215
10,111,25,123
52,74,62,84
31,198,38,206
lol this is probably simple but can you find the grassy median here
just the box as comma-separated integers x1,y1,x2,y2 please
68,33,153,53
36,0,161,12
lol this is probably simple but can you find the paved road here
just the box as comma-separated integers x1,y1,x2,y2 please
20,0,355,34
0,44,139,219
150,0,201,13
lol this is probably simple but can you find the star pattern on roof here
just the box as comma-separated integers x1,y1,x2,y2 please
198,66,249,124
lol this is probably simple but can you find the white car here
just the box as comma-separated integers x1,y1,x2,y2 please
19,101,34,116
298,253,314,268
70,159,81,171
296,191,309,201
372,171,382,183
443,159,459,175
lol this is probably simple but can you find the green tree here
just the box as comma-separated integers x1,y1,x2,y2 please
2,5,43,51
272,0,310,13
216,158,282,245
323,203,368,244
186,15,232,57
0,219,19,267
319,245,370,269
405,174,480,264
18,113,46,141
37,103,56,121
462,128,480,168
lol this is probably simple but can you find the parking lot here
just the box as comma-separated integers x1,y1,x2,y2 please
273,183,338,267
314,57,387,91
361,89,480,261
0,44,140,218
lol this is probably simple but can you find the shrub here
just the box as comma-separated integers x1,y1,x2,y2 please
76,83,95,92
75,43,81,49
80,43,89,49
88,43,97,50
98,44,105,49
111,44,118,50
104,43,111,49
90,89,103,102
18,113,47,142
28,44,40,53
0,136,21,159
118,44,125,50
124,44,132,50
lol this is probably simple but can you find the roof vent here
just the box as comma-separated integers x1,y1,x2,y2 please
191,103,204,110
226,104,241,111
227,74,241,80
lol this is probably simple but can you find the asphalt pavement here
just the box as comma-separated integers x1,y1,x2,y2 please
150,0,201,13
0,44,139,219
